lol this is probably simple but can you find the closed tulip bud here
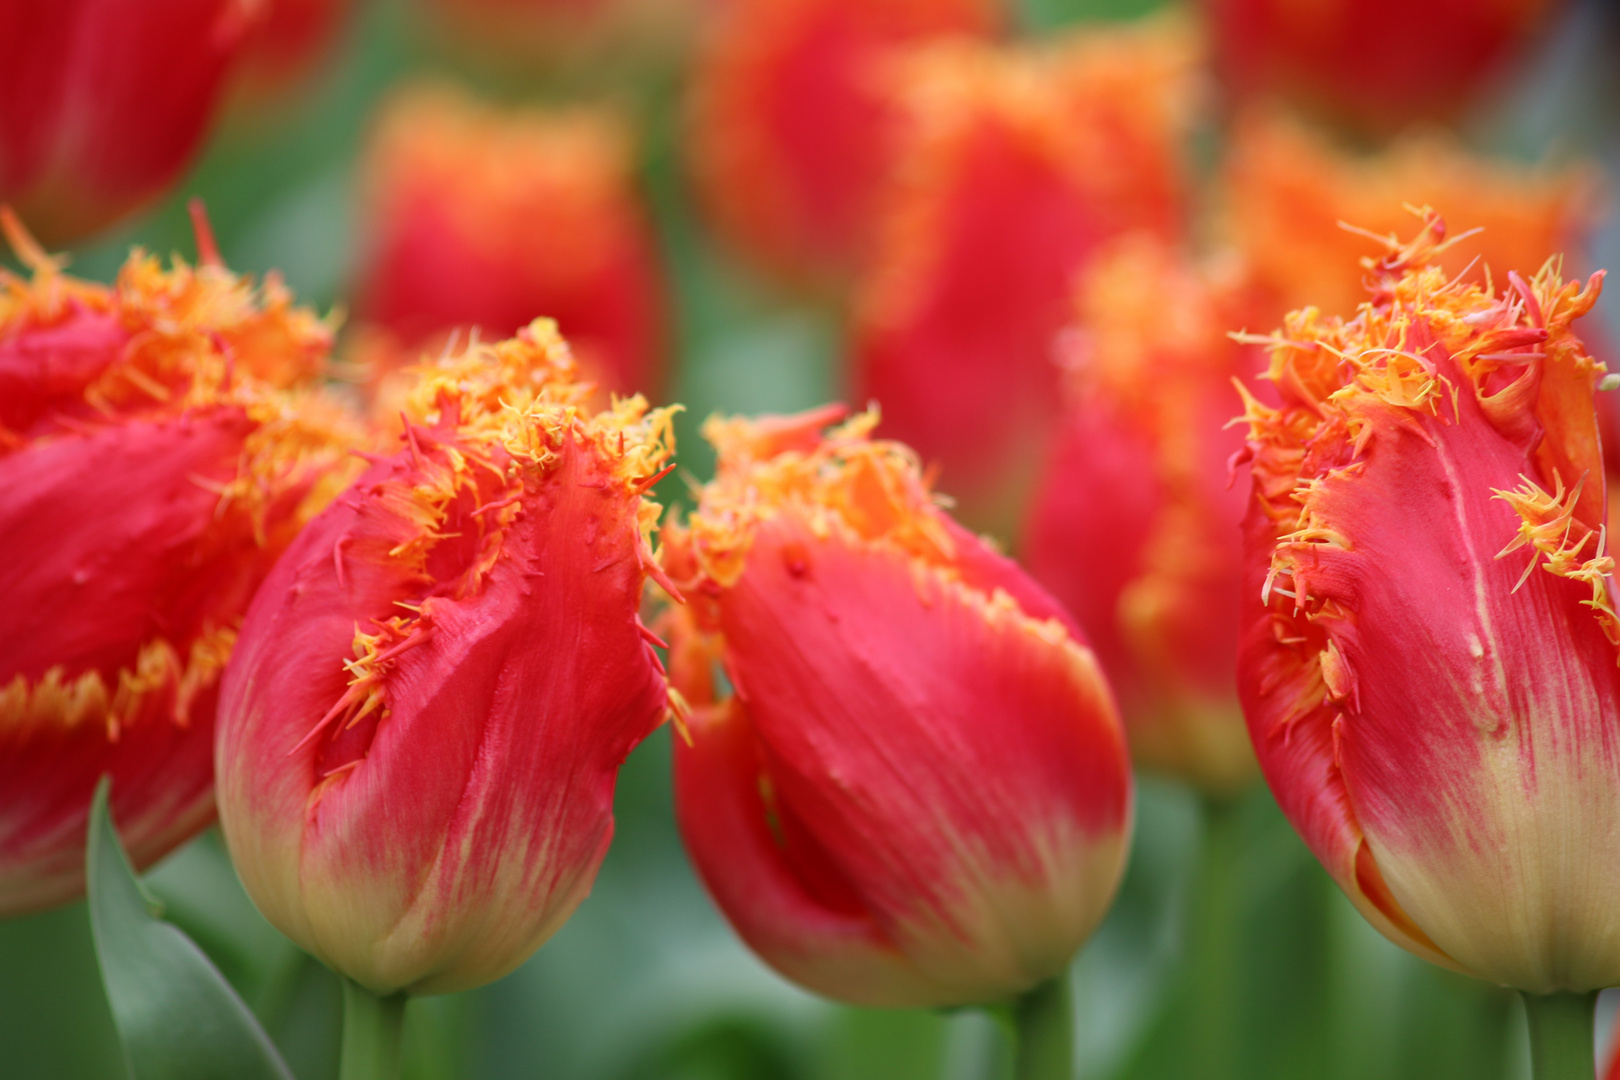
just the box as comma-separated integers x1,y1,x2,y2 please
1236,210,1617,991
1025,237,1261,795
355,82,665,400
687,0,1000,286
0,210,361,916
852,20,1197,526
1203,0,1563,132
666,405,1132,1008
0,0,258,245
1221,113,1600,326
216,320,679,995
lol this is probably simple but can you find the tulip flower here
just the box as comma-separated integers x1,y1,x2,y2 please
354,82,665,401
664,404,1131,1056
1203,0,1564,132
0,208,360,917
0,0,258,245
850,20,1197,528
1221,113,1599,325
686,0,1000,285
419,0,700,76
232,0,353,104
215,320,678,1004
1236,210,1614,1070
1024,236,1261,795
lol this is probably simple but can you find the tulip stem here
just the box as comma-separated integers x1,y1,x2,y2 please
340,978,408,1080
1521,990,1598,1080
1011,975,1073,1080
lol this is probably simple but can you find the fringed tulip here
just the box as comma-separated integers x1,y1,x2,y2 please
1236,211,1620,992
1204,0,1563,132
1025,237,1261,794
355,82,665,400
1222,113,1599,325
686,0,1000,285
0,211,361,916
216,320,678,995
0,0,257,244
665,405,1132,1008
851,20,1197,527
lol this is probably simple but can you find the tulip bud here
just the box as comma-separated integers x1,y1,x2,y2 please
0,209,361,916
216,320,678,995
354,82,665,401
666,406,1131,1008
686,0,1000,285
1221,113,1600,326
1237,210,1617,991
851,19,1197,527
1025,237,1261,795
0,0,258,245
1203,0,1563,132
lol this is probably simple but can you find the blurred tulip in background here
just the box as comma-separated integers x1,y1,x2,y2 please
851,18,1198,530
686,0,1001,287
353,82,666,404
665,406,1132,1010
0,211,361,917
1024,236,1261,796
1237,211,1618,995
1203,0,1566,132
232,0,355,106
216,321,678,996
0,0,258,245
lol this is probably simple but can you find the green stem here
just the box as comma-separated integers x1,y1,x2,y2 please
1012,976,1073,1080
340,978,408,1080
1521,991,1598,1080
1185,794,1244,1080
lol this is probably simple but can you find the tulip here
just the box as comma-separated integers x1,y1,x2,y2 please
1203,0,1564,132
418,0,700,77
686,0,1000,286
850,19,1197,528
232,0,353,105
1236,209,1613,1069
0,0,257,245
354,82,665,401
1024,236,1261,795
215,319,679,999
0,208,360,917
665,405,1132,1033
1221,113,1600,326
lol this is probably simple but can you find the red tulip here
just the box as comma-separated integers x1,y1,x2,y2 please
1024,237,1263,794
1236,211,1618,990
0,209,360,916
687,0,1000,285
665,405,1131,1007
0,0,258,245
1203,0,1564,132
233,0,353,103
216,321,679,994
1220,112,1600,327
851,20,1197,527
354,82,665,401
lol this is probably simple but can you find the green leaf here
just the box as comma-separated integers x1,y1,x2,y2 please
86,775,297,1080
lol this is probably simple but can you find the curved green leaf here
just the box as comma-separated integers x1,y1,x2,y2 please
86,776,297,1080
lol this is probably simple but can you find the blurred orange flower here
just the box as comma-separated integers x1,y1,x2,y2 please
354,82,665,401
851,18,1199,527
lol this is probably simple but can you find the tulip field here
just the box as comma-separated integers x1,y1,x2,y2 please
2,0,1619,1077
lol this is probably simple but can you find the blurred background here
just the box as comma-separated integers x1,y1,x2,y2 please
3,0,1619,1076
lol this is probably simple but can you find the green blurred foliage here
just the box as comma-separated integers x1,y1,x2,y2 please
2,0,1617,1077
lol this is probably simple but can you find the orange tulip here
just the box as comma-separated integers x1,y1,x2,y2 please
1024,236,1263,794
687,0,1000,285
666,406,1131,1007
354,82,665,401
216,320,679,994
851,19,1197,526
1237,211,1618,991
0,208,360,916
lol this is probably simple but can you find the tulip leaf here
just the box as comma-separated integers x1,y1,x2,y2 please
86,776,297,1080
